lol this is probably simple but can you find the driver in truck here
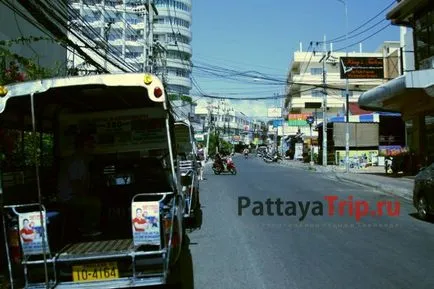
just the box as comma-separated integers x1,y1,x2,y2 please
58,133,102,237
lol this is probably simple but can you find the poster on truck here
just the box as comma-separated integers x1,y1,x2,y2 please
18,211,49,256
131,202,161,246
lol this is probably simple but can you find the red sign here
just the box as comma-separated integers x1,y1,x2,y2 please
287,113,312,120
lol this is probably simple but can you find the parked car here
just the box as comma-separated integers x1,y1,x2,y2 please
413,162,434,220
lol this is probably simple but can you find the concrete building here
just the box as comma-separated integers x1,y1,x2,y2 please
68,0,153,73
358,0,434,165
68,0,192,96
285,41,401,141
194,100,257,145
154,0,192,96
0,2,67,76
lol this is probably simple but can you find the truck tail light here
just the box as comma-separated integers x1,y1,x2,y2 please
8,226,21,264
163,218,180,248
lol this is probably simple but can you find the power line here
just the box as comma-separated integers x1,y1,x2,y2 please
318,0,396,43
333,23,392,51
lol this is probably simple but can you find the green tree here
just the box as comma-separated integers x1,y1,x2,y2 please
207,132,233,156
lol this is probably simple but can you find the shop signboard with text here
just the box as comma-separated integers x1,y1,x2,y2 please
287,113,312,126
340,57,384,79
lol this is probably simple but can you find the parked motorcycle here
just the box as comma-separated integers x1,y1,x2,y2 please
212,156,237,175
263,152,281,163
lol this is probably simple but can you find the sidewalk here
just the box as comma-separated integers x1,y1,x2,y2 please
335,172,414,201
279,160,414,200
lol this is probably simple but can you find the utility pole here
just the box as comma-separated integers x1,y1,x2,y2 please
146,0,154,73
342,0,350,173
104,20,114,71
205,100,213,160
320,36,328,166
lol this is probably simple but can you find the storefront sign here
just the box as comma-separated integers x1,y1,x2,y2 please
340,57,384,79
287,113,312,126
378,146,407,156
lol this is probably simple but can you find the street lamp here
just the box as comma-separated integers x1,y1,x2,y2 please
336,0,350,173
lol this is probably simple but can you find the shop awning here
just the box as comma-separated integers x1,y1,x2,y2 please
317,112,401,127
329,114,381,123
358,69,434,112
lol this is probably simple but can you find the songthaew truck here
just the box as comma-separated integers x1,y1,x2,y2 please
174,120,202,230
0,73,189,288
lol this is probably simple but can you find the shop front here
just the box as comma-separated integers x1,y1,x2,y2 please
358,0,434,166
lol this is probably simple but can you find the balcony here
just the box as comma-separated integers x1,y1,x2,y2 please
108,38,124,46
166,58,191,71
166,75,192,89
166,42,192,56
154,25,191,39
155,8,191,22
125,39,144,47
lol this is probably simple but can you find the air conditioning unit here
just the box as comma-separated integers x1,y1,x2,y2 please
420,56,434,69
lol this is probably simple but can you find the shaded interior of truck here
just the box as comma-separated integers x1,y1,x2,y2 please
0,83,179,284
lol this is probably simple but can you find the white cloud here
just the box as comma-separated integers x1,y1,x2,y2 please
194,98,274,120
229,100,268,118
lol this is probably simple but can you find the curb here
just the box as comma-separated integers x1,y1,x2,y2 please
334,173,413,201
277,161,414,201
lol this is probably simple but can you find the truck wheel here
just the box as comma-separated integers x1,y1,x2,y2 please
416,195,429,220
165,234,190,289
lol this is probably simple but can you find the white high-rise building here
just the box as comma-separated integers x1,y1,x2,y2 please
153,0,192,96
68,0,151,73
68,0,192,96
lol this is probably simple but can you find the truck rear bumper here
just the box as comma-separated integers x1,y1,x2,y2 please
24,275,165,288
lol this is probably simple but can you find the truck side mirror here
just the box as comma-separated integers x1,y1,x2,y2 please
180,174,192,186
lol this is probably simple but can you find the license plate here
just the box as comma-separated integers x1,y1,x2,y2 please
72,262,119,282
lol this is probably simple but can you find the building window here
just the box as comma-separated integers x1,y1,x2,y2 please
311,90,323,97
310,68,323,75
414,9,434,69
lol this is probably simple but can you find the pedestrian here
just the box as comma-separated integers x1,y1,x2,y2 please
197,144,205,180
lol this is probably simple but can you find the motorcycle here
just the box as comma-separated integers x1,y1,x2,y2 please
212,156,237,175
244,152,249,159
263,152,281,163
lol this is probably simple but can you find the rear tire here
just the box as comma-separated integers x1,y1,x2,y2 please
416,195,430,220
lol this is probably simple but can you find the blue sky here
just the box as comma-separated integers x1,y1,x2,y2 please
190,0,400,118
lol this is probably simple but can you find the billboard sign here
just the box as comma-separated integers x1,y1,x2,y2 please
272,119,283,128
340,57,384,79
267,107,281,118
287,113,312,126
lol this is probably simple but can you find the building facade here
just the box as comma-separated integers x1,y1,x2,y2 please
358,0,434,165
68,0,152,73
68,0,192,97
154,0,192,96
285,41,401,140
194,100,257,145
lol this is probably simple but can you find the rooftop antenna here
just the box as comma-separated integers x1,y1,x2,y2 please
299,41,303,52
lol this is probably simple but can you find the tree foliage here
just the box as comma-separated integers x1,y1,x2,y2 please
207,132,233,156
0,36,63,85
0,37,58,169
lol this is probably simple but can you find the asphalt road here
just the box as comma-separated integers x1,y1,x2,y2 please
187,155,434,289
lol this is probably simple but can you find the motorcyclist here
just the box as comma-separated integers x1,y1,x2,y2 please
243,147,249,157
215,152,224,170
